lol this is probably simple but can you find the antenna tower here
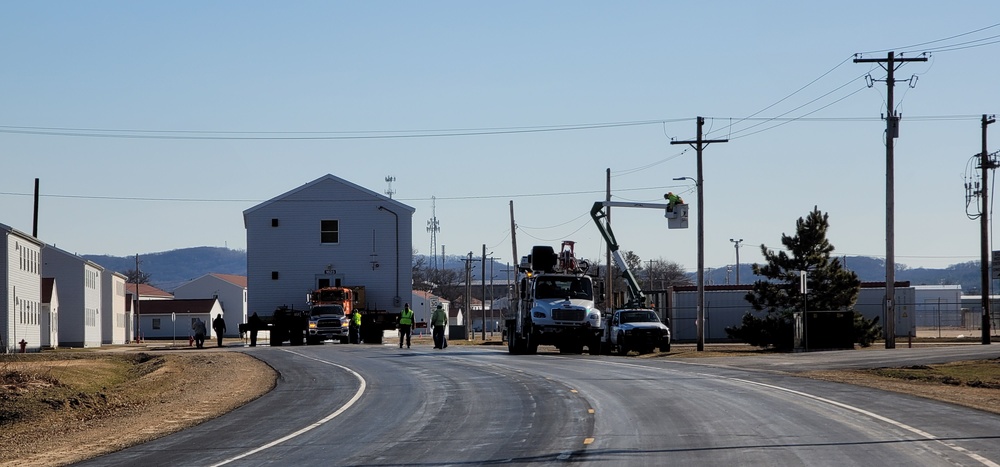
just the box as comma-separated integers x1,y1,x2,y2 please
427,196,441,270
384,176,396,199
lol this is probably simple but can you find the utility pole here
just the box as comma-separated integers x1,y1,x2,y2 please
605,169,613,310
672,116,727,351
854,51,927,349
482,244,487,341
979,114,997,345
730,238,743,285
463,252,474,338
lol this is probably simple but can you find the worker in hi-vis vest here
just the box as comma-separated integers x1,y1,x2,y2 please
398,303,414,349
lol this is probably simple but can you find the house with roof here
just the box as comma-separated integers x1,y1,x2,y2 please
135,298,222,340
411,290,450,337
101,271,128,345
126,283,173,341
42,244,103,348
173,273,247,337
1,223,44,352
243,174,414,319
41,277,59,348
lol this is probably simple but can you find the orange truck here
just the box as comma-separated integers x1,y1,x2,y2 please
306,286,399,344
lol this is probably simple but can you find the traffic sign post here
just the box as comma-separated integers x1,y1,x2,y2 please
171,312,176,347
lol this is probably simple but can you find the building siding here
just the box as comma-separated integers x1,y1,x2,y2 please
43,245,103,348
3,226,43,352
173,274,247,337
245,174,414,319
101,272,127,345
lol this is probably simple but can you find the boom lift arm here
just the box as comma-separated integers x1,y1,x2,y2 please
590,200,689,309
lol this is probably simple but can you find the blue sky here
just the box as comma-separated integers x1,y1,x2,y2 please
2,2,998,274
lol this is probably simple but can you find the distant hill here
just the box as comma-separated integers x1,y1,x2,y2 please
84,247,247,292
82,249,988,295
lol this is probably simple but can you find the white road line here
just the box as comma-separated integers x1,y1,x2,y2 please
208,349,366,467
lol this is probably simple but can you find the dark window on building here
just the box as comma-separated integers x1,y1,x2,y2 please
272,271,279,280
271,218,279,227
321,220,339,244
152,318,161,330
318,278,330,288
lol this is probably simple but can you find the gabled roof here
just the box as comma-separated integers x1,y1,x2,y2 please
412,290,448,304
0,222,43,247
242,173,415,225
136,298,218,315
126,283,174,298
209,273,247,288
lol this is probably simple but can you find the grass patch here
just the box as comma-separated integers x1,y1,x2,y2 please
866,358,1000,388
0,353,163,426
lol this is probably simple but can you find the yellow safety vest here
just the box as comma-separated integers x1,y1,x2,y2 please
352,312,361,326
399,309,414,325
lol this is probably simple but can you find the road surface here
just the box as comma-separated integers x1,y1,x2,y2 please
76,343,1000,466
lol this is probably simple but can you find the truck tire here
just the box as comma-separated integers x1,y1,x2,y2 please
616,333,629,356
660,342,671,353
526,330,539,355
508,329,520,354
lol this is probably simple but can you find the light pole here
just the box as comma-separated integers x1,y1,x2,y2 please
673,175,703,351
730,238,743,285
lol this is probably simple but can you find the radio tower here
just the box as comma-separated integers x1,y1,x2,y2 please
384,176,396,199
427,196,441,270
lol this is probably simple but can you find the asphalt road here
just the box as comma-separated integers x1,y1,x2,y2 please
75,343,1000,466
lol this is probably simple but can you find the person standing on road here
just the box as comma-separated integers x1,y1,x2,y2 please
248,312,263,347
431,303,448,349
192,318,208,349
398,303,414,349
350,309,362,344
212,313,227,348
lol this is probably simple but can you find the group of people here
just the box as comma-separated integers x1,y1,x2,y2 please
397,303,449,349
190,313,228,349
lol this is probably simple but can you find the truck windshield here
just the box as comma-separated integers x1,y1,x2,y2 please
535,277,593,300
311,305,345,317
621,310,659,323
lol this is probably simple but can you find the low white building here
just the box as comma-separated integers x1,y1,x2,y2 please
43,244,103,348
670,282,917,342
1,223,44,352
913,285,963,328
135,298,222,341
173,273,247,337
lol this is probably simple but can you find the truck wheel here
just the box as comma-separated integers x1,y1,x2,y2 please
660,343,671,353
526,330,539,355
616,333,628,356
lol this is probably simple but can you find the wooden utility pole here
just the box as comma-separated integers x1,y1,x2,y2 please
606,169,613,310
671,116,727,351
979,114,996,345
853,51,927,349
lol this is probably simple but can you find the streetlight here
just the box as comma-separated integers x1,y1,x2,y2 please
730,238,743,285
673,175,704,351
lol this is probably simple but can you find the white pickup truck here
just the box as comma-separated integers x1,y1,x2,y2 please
606,308,671,355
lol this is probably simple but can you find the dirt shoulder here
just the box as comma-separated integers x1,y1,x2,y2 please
1,346,276,467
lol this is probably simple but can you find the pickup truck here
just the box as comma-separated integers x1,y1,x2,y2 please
606,308,671,355
307,305,350,344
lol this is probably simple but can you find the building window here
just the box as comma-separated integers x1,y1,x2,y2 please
272,271,279,280
271,218,279,227
152,318,161,330
321,220,339,244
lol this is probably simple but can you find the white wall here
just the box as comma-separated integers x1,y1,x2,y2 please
101,272,127,344
3,227,43,352
44,245,103,348
245,175,414,320
174,275,247,337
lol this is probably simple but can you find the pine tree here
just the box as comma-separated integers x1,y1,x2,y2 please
726,206,879,349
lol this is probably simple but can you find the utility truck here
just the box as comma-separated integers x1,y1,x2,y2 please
506,241,603,355
306,286,354,344
590,200,684,354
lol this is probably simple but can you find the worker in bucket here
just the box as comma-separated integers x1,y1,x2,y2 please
664,192,683,212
